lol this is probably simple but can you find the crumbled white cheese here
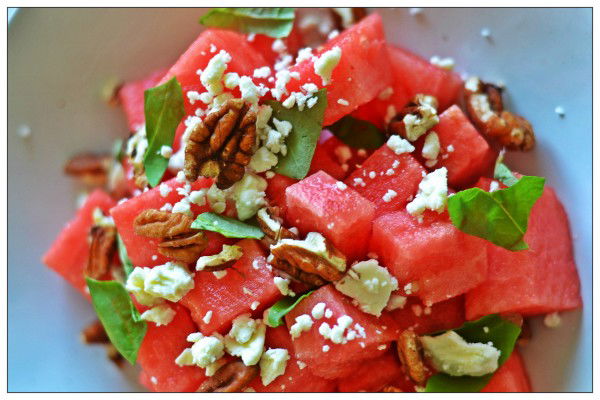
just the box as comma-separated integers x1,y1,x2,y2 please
447,144,455,153
229,314,258,344
385,294,408,311
271,70,291,101
260,348,290,386
296,360,307,370
382,189,398,203
206,182,229,214
140,304,176,326
406,167,448,217
126,262,194,306
201,50,231,96
387,135,415,155
322,345,330,352
249,146,279,173
223,72,240,89
224,319,266,366
420,331,501,377
296,47,315,64
253,66,272,79
311,302,326,319
430,55,456,70
271,39,287,53
489,181,500,192
189,335,225,368
272,232,346,272
171,197,192,216
544,312,562,328
251,301,260,311
353,177,366,187
289,314,313,339
324,309,333,319
213,270,228,279
336,181,347,190
238,76,261,104
274,276,296,297
159,183,172,198
319,315,354,344
337,98,349,106
231,172,268,220
422,132,441,161
334,259,399,316
314,46,342,85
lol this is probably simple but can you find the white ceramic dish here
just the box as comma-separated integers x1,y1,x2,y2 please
8,8,591,392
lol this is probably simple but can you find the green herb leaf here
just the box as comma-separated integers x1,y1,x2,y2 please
267,291,314,327
447,176,545,251
425,314,521,392
86,278,147,364
268,89,327,180
191,212,265,239
327,115,386,149
200,8,295,39
494,162,519,187
143,77,185,187
116,234,134,278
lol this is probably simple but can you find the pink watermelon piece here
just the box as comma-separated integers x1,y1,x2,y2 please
388,295,465,336
285,170,376,261
386,45,463,112
265,173,298,217
118,68,168,132
179,239,282,334
246,25,304,65
287,14,392,126
137,303,207,392
308,140,348,181
110,177,213,267
344,145,426,217
42,189,116,297
465,180,582,319
337,351,414,392
482,351,531,392
285,285,399,380
369,211,488,305
317,131,372,176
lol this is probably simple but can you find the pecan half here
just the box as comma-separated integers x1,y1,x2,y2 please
270,256,328,288
158,232,209,264
397,330,428,386
464,77,535,151
85,225,117,280
81,320,110,344
134,209,194,238
184,99,257,189
197,361,259,392
256,207,298,248
387,94,440,141
64,153,112,186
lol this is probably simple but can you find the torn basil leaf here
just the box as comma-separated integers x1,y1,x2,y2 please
447,175,545,251
327,115,386,149
116,234,134,278
191,212,264,239
200,8,295,39
143,77,185,187
86,278,147,364
268,89,327,180
425,314,521,392
267,291,314,327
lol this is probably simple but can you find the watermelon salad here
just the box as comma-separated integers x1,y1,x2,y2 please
44,8,582,393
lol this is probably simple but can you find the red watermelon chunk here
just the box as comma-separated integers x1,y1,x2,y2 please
369,211,488,305
43,189,116,296
179,239,282,334
317,131,372,175
118,68,168,132
344,145,425,217
265,173,298,217
465,181,582,319
482,351,531,392
137,303,207,392
285,170,376,261
308,140,348,181
246,25,304,65
287,14,392,126
110,177,213,267
388,295,465,335
387,45,463,112
285,285,399,380
337,351,414,392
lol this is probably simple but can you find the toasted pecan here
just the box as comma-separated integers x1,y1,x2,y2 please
197,361,259,392
397,330,429,386
134,209,194,238
158,232,208,264
85,225,117,280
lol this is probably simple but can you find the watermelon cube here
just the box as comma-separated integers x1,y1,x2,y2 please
265,173,298,217
43,189,116,296
386,45,463,112
118,68,168,132
285,285,399,379
344,145,426,217
308,141,348,181
388,295,465,336
179,239,282,334
246,25,304,65
317,131,372,176
287,14,392,126
110,177,214,267
465,183,582,319
482,351,531,392
369,211,488,305
137,303,207,392
285,170,376,261
336,351,413,392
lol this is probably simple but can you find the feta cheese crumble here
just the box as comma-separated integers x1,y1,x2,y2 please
201,50,231,96
311,302,326,319
406,167,449,218
289,314,313,339
274,276,296,297
314,46,342,85
140,304,176,326
126,262,194,306
259,348,290,385
382,189,398,203
422,131,441,161
224,317,266,366
387,135,415,155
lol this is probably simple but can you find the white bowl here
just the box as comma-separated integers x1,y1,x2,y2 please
7,8,591,392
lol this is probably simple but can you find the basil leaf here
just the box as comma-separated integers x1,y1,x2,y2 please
494,162,519,187
268,89,328,180
143,77,185,187
116,234,134,278
200,8,295,39
86,278,147,364
327,115,386,149
447,176,545,251
267,291,314,327
191,212,264,239
425,314,521,392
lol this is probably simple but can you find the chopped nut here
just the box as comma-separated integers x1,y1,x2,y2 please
134,209,194,238
158,232,209,264
106,343,125,368
184,99,257,189
464,77,535,150
81,320,110,344
387,94,440,141
397,330,428,386
518,319,532,347
85,225,117,280
330,7,367,30
64,153,112,186
256,207,298,247
381,385,403,392
196,360,259,392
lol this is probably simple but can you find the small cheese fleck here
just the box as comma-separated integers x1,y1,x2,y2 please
274,276,296,297
322,345,330,352
253,66,272,79
250,301,260,311
406,168,449,217
387,135,415,155
259,348,290,386
386,294,407,311
289,314,314,339
314,46,342,85
140,304,176,326
382,189,398,203
337,98,350,106
544,312,562,328
336,181,347,190
422,132,441,161
201,50,231,96
224,72,240,89
202,310,213,324
159,183,172,198
160,145,173,158
297,360,307,369
311,302,326,319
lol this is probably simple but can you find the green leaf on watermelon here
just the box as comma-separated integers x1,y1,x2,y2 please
327,115,386,149
494,162,519,187
447,175,545,251
143,76,185,187
191,212,265,239
425,314,522,392
266,291,314,327
268,89,328,180
116,234,134,279
86,278,147,365
199,8,295,39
